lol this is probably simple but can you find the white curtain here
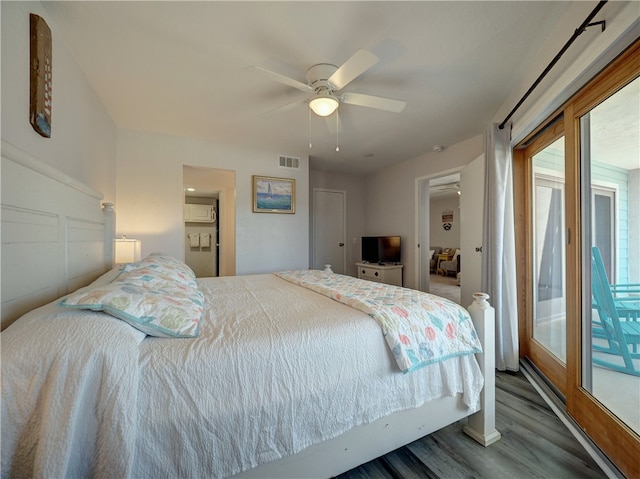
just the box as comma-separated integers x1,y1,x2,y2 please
482,122,519,371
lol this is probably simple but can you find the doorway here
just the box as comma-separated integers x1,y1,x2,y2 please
416,157,484,307
417,172,461,299
184,193,219,277
183,165,236,277
429,174,461,303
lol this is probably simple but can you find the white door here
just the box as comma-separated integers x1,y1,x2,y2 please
313,189,346,274
460,154,485,308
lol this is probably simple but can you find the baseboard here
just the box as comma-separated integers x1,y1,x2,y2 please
519,359,624,479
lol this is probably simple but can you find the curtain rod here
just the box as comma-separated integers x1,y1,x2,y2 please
498,0,608,130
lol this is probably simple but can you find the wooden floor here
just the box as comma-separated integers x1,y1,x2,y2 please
335,371,607,479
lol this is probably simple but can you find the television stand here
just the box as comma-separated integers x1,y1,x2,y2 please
356,262,403,287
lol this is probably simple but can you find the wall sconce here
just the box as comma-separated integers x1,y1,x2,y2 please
114,236,141,265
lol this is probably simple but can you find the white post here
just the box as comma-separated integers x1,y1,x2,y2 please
464,292,501,446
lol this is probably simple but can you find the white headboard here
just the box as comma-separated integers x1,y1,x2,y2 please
1,141,114,330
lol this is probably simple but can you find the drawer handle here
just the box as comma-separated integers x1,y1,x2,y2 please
362,269,366,274
374,272,379,276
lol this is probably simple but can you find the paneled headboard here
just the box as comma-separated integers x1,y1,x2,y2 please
1,141,114,330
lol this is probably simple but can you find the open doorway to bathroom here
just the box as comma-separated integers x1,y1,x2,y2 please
183,165,236,277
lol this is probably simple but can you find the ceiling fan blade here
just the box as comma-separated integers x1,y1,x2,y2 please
341,92,406,113
262,98,307,116
252,66,311,93
328,49,379,90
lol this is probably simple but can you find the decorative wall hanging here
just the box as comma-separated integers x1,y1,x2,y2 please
30,14,52,138
253,176,295,214
442,209,453,231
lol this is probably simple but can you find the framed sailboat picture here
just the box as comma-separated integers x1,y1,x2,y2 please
253,176,295,214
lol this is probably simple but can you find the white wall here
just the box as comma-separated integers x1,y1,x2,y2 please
116,129,309,275
309,170,367,278
1,2,117,203
429,195,460,250
364,135,483,289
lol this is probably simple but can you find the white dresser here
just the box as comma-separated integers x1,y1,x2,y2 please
356,262,403,287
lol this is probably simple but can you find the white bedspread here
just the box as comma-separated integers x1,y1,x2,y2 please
2,273,483,479
1,301,145,478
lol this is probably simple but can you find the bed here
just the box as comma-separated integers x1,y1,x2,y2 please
1,141,500,479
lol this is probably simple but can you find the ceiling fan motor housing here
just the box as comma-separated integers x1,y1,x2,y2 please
307,63,339,94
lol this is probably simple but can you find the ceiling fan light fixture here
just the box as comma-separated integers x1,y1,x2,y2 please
309,95,339,117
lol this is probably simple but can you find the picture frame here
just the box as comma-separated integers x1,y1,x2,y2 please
253,176,295,214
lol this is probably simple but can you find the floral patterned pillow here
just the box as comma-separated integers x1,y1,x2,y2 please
121,252,198,289
60,253,203,338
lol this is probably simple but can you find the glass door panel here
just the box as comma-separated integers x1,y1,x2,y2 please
532,138,566,363
580,77,640,436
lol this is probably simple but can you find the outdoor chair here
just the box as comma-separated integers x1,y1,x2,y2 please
591,247,640,376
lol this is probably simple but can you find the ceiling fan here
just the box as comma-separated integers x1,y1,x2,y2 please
253,49,407,117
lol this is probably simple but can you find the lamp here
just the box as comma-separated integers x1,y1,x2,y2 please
114,236,141,265
309,94,339,117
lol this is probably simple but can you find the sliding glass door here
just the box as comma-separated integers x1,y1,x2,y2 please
522,132,567,393
533,145,567,365
578,76,639,437
515,40,640,478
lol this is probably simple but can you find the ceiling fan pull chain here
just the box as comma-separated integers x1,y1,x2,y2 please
308,109,312,149
335,111,340,152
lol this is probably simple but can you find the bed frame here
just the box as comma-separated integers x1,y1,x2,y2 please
233,292,500,478
1,140,114,330
0,140,500,477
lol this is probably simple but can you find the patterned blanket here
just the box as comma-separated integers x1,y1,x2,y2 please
275,270,482,373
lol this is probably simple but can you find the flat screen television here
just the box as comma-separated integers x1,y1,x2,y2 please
361,236,401,264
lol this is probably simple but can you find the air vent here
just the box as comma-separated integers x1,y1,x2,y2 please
278,155,300,169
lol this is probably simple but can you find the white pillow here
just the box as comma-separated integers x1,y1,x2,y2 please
429,249,435,259
454,248,461,259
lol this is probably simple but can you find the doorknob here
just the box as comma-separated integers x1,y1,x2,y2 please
339,243,345,247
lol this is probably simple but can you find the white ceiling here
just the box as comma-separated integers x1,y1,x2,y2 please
43,1,579,175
